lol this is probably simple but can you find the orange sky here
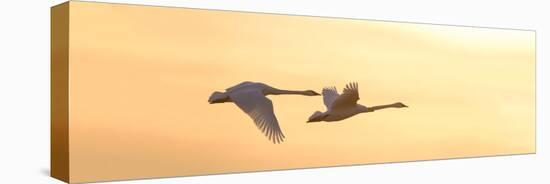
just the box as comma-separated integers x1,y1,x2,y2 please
65,1,534,183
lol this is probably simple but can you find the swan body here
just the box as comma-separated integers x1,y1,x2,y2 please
208,81,320,143
308,82,407,123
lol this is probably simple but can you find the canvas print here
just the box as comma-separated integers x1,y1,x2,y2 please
51,1,535,183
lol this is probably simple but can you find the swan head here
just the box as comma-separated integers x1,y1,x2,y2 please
304,90,321,96
393,102,408,108
307,111,328,123
208,91,230,104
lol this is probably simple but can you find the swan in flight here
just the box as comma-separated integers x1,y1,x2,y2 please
308,82,407,123
208,81,320,143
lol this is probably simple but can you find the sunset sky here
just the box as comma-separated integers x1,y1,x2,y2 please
66,1,534,183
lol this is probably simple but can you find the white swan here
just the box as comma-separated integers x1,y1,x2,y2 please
307,82,407,123
208,81,320,143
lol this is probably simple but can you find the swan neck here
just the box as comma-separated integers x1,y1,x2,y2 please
271,89,308,95
368,103,398,111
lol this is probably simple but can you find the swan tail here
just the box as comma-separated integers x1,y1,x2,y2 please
307,111,325,123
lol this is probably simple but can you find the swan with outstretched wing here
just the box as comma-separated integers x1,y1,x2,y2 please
308,82,407,123
209,81,320,143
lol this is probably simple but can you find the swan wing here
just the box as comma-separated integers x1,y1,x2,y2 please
322,86,339,110
230,90,285,144
330,82,360,109
225,81,257,92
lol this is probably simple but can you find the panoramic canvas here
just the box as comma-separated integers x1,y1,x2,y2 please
51,1,535,183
